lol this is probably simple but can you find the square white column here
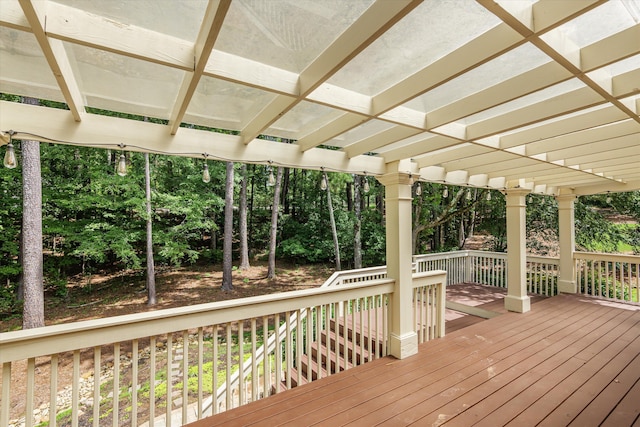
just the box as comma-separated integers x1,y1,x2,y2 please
504,189,531,313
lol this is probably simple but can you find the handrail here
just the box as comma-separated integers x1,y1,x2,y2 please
0,280,394,364
574,251,640,303
208,264,390,415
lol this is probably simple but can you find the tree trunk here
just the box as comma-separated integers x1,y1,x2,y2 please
144,153,157,305
353,175,363,269
324,170,341,271
267,167,284,279
239,163,250,270
222,162,234,291
21,111,45,328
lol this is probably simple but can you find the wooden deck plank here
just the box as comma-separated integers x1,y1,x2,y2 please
569,352,640,426
360,299,621,426
206,293,561,426
185,291,640,427
446,307,640,426
301,298,596,426
600,376,640,426
536,334,640,426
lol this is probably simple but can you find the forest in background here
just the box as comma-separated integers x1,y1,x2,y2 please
1,95,639,321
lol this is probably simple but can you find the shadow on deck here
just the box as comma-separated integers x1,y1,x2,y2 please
188,285,640,426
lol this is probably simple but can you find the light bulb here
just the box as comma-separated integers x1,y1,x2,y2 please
3,143,17,169
363,177,370,193
202,163,211,183
320,175,328,191
486,191,491,201
466,189,472,200
267,168,275,186
415,183,422,196
442,187,448,198
117,153,127,176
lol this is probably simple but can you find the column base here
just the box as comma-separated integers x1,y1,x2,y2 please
558,279,577,294
504,295,531,313
389,331,418,359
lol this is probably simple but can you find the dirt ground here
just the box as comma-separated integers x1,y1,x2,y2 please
1,261,332,425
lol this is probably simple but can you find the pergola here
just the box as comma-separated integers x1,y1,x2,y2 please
1,0,639,359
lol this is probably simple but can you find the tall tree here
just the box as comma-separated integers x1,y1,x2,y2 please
267,167,284,279
221,162,234,291
239,164,250,270
21,98,44,328
353,175,363,269
323,170,341,271
144,152,156,305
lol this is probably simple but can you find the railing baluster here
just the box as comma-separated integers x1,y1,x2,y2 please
306,308,312,381
225,324,232,406
285,312,291,390
26,357,35,427
166,334,172,427
132,339,138,427
1,362,9,427
250,319,257,402
275,313,282,392
50,354,58,427
212,327,218,411
296,309,302,386
262,316,271,397
112,344,119,427
149,336,156,422
238,322,244,405
182,330,188,424
197,327,204,417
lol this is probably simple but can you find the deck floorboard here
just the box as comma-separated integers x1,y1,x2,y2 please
186,288,640,427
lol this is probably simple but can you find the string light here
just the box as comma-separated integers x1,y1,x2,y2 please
606,192,612,204
486,191,491,201
363,172,370,193
3,130,17,169
442,187,448,198
415,182,422,196
320,167,328,191
267,161,275,187
466,189,472,200
116,144,127,176
202,154,211,183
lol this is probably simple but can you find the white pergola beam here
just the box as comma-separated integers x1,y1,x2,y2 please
168,0,231,135
18,0,85,121
522,120,640,157
0,100,386,175
344,126,422,158
415,144,491,169
381,135,462,164
239,0,422,144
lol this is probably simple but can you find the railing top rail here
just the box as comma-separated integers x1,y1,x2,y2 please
574,251,640,262
411,270,446,288
0,278,395,363
321,265,388,287
413,251,469,261
527,255,560,263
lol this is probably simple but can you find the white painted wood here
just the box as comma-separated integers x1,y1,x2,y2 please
50,354,58,427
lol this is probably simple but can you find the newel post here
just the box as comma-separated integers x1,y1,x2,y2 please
504,188,531,313
557,194,577,293
377,164,418,359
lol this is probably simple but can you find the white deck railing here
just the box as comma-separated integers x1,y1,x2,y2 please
414,250,559,297
575,251,640,304
414,249,640,304
1,279,394,427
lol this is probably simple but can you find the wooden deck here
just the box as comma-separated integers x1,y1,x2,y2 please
188,288,640,426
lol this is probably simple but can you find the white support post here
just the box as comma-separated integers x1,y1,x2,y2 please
557,194,577,293
504,189,531,313
377,163,418,359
